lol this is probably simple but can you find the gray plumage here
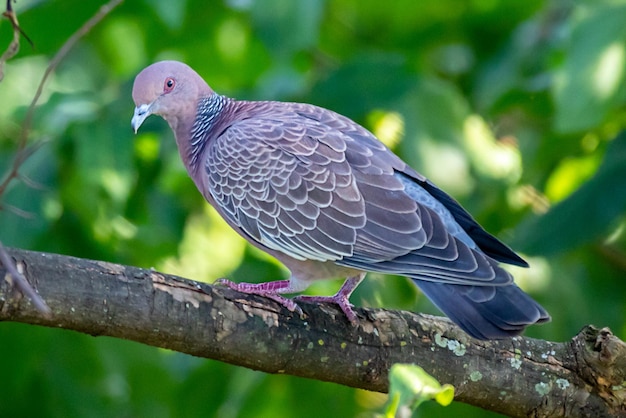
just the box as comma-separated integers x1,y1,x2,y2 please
132,60,550,340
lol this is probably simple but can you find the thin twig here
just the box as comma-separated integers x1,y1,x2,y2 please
0,202,34,218
0,240,50,315
0,0,124,199
0,0,27,82
4,0,34,47
0,7,20,81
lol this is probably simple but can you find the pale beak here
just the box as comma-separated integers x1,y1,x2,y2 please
131,103,153,133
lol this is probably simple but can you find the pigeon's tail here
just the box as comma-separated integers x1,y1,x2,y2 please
414,280,550,340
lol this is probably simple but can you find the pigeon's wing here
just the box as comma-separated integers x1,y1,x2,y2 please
204,102,367,263
295,105,515,285
415,177,528,267
205,101,511,285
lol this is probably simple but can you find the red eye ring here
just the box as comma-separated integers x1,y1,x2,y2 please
164,77,175,93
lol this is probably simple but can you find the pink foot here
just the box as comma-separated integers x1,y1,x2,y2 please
216,279,304,316
295,294,359,323
294,274,366,324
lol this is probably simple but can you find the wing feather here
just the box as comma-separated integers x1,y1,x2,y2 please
205,101,522,286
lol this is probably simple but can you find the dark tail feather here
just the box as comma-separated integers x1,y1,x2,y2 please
414,280,550,340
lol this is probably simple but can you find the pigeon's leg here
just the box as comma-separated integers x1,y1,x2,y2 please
216,279,308,316
295,273,366,324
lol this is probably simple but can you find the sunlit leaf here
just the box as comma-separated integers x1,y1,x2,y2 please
384,364,454,417
544,154,601,202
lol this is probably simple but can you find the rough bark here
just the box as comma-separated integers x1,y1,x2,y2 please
0,247,624,417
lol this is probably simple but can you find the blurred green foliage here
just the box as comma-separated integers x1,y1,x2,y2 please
385,364,454,416
1,0,625,416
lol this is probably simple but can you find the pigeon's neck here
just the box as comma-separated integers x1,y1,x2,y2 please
179,93,229,173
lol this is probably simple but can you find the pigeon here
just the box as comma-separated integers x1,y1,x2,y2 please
131,60,549,339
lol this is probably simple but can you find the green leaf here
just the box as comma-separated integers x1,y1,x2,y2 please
553,2,626,133
143,0,187,30
384,364,454,417
515,132,626,255
250,0,324,55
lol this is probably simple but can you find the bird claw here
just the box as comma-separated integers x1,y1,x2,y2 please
294,294,359,325
215,278,304,317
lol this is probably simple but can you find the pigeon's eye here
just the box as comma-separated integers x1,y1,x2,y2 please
163,78,175,93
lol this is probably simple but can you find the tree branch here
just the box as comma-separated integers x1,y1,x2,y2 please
0,247,624,417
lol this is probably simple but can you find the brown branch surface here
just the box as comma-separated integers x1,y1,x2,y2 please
0,247,625,417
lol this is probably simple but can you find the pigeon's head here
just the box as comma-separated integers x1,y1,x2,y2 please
131,60,213,133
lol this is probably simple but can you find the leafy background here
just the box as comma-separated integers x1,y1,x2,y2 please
1,0,626,416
